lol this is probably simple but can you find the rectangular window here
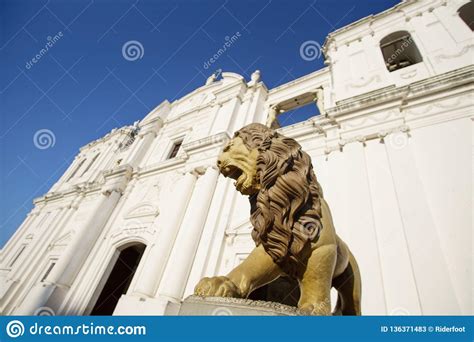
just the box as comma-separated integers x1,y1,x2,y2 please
9,245,26,267
167,140,183,159
67,158,86,181
41,262,56,282
269,91,322,126
80,153,100,177
277,101,320,126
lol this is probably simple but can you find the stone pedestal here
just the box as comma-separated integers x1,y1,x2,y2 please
177,296,298,316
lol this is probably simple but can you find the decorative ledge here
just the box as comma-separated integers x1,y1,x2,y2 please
328,65,473,117
178,296,298,316
138,156,187,177
182,132,230,153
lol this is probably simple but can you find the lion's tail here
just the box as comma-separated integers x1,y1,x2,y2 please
332,249,362,316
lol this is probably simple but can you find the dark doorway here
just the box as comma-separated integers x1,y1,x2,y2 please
91,243,146,315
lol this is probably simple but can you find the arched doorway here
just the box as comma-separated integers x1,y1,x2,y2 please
91,243,146,315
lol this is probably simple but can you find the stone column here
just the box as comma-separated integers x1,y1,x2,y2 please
15,185,123,315
13,208,64,278
183,176,230,296
133,170,198,297
1,212,36,264
53,191,121,287
1,210,47,308
127,129,158,167
314,87,325,115
15,211,36,234
157,166,219,302
210,97,240,135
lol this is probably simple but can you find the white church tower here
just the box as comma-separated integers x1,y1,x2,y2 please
1,0,472,316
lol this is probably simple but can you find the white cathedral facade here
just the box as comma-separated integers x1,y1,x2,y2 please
1,0,472,316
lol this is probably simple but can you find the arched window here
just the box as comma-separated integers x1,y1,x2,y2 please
380,31,423,72
90,243,146,315
458,1,474,30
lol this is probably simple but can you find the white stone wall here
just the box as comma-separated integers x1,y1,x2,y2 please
1,0,471,316
325,0,473,102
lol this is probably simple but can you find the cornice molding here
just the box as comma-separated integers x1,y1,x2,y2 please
268,68,330,95
326,66,473,118
181,132,230,154
79,125,136,152
322,0,447,52
137,155,187,178
34,165,136,204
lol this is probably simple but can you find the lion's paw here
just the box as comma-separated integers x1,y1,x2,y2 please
298,302,331,316
194,276,241,298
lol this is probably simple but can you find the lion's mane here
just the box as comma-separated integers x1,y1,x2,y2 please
234,123,323,275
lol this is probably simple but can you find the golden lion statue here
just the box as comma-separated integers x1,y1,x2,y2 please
194,123,361,315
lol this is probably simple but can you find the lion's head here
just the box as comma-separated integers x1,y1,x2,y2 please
217,123,323,274
216,133,260,196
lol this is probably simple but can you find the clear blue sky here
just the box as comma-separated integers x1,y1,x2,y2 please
0,0,399,247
